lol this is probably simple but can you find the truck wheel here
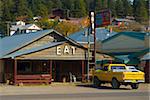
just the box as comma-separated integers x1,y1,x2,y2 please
111,78,120,89
131,84,139,89
93,77,101,87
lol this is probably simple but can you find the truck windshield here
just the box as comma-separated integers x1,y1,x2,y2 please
111,66,126,70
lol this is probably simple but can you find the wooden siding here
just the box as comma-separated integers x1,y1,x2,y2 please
16,43,91,60
102,35,145,53
20,33,65,51
15,32,66,52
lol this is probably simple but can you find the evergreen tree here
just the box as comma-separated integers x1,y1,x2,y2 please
134,0,148,22
30,0,48,17
62,0,74,10
95,0,103,12
101,0,108,9
1,0,14,21
74,0,87,17
115,0,124,17
51,0,62,9
45,0,54,13
108,0,116,17
0,0,3,19
122,0,132,16
27,0,36,16
133,0,138,15
15,0,32,17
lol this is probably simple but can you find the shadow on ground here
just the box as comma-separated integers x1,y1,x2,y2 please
76,84,131,90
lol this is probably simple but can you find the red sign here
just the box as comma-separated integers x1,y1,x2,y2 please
96,10,111,27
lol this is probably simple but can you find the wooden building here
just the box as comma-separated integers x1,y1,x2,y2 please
100,31,150,82
0,29,92,85
51,8,65,19
140,52,150,83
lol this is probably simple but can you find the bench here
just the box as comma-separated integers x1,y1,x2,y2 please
15,74,52,85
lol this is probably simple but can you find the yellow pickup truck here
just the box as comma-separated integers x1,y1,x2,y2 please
93,64,145,89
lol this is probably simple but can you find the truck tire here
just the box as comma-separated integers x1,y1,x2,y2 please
131,84,139,89
111,78,120,89
93,77,101,87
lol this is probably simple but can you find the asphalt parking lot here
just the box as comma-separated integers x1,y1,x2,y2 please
0,83,149,100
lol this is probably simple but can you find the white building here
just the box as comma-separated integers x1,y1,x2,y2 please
10,21,42,35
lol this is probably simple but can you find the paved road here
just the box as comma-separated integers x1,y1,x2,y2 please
1,91,149,100
0,83,149,100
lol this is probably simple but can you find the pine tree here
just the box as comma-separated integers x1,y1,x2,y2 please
2,0,14,21
79,0,87,16
45,0,54,13
51,0,62,9
133,0,138,15
27,0,36,16
15,0,32,17
0,0,3,19
122,0,132,16
74,0,87,17
115,0,124,17
134,0,148,22
108,0,116,17
30,0,48,17
95,0,103,12
101,0,108,9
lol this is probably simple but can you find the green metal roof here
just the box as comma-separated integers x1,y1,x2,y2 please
102,31,149,43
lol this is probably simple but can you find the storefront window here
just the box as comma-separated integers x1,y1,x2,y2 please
17,61,31,74
17,60,50,75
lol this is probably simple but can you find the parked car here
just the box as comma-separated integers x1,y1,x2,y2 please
93,64,145,89
126,66,140,72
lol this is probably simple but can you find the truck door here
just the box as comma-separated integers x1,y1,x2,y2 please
101,66,110,81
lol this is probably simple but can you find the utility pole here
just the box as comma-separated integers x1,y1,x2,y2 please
87,27,90,81
87,0,96,82
90,11,96,71
87,11,96,82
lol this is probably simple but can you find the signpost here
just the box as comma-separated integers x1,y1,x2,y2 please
88,9,111,82
87,11,96,81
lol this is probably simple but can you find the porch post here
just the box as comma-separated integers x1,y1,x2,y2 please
5,59,8,81
50,60,52,83
14,59,17,85
82,60,85,82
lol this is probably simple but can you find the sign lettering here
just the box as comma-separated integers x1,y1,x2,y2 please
56,45,76,55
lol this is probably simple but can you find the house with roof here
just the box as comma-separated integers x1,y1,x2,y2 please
0,29,113,84
69,27,117,66
69,28,150,82
112,18,134,27
100,32,149,55
69,28,117,46
10,22,42,35
100,31,150,82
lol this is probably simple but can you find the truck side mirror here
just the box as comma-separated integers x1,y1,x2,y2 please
104,67,108,71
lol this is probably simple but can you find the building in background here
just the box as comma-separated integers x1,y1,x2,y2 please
10,21,42,35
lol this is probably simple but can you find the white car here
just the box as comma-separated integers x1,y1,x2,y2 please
126,66,140,72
